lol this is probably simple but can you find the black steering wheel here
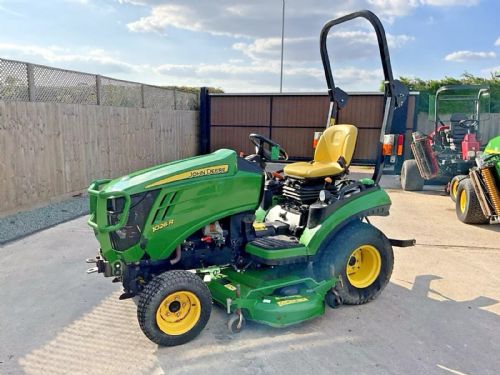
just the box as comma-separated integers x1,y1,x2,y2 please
249,133,288,161
458,119,478,130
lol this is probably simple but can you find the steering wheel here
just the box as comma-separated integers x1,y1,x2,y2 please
458,119,478,129
249,133,288,161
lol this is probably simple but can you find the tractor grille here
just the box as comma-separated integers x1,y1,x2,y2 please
107,190,159,251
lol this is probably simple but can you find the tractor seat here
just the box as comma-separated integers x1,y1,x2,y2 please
449,113,469,145
284,124,358,179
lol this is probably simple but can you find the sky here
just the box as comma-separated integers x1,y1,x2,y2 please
0,0,499,92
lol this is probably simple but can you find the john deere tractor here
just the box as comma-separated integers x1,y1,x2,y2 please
455,136,500,224
401,85,490,196
86,10,412,346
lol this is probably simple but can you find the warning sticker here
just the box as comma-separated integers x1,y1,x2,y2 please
276,297,309,307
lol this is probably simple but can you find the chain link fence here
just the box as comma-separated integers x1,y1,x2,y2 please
0,58,198,110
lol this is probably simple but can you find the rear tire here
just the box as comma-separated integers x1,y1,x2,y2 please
455,179,489,224
138,270,212,346
449,175,467,202
401,159,425,191
313,221,394,305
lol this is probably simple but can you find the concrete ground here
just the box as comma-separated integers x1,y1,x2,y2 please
1,175,499,375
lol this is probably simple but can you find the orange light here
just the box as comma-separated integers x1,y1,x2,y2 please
382,134,395,156
396,134,404,156
313,132,322,149
382,144,393,156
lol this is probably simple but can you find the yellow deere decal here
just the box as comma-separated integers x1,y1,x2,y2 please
146,165,229,188
276,297,309,307
152,219,174,232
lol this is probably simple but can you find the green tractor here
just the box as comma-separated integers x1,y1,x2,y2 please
455,136,500,224
86,10,413,346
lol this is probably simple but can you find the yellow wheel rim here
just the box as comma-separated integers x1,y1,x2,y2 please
460,190,467,213
156,291,201,335
346,245,382,288
451,180,459,199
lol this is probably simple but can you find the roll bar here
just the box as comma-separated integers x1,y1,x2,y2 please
434,84,490,129
320,10,408,183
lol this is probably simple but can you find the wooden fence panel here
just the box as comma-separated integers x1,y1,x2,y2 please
0,101,198,215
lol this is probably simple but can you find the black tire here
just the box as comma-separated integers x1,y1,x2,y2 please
455,178,489,224
401,159,425,191
313,220,394,305
325,290,342,309
449,175,467,202
138,270,212,346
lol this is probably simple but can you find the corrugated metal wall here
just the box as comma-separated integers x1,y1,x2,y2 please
209,93,417,164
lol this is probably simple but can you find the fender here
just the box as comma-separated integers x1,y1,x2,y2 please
300,187,391,256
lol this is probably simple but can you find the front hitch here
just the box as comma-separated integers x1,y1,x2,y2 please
85,255,115,276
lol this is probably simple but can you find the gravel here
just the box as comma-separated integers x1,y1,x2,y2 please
0,196,89,245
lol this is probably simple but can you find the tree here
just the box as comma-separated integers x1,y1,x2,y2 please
390,73,500,113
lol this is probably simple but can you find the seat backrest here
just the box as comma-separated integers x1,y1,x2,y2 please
449,113,469,144
314,124,358,165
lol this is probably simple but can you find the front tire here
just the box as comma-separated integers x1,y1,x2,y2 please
449,175,467,202
138,270,212,346
455,179,489,224
313,221,394,305
401,159,425,191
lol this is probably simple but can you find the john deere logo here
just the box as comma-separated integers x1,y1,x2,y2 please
146,164,229,188
189,166,228,178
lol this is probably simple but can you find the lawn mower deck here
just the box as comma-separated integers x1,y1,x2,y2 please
206,267,335,330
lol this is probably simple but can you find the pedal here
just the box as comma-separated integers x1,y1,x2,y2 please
86,258,97,264
86,267,98,274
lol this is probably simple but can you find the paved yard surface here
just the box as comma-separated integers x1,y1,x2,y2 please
1,178,499,375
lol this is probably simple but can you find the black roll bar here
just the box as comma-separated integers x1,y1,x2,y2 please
320,10,408,183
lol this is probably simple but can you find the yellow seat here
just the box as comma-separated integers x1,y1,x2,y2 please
284,124,358,179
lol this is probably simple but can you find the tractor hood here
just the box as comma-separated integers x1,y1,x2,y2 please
485,136,500,155
99,149,238,195
87,148,264,265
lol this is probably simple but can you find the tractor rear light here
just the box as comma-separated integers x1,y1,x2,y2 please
312,132,322,149
397,134,404,156
382,134,395,156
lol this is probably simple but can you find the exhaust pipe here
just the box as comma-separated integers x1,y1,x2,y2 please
170,245,182,265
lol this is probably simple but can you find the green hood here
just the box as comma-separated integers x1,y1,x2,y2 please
101,149,238,195
485,136,500,155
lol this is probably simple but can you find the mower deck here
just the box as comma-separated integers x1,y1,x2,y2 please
207,267,335,327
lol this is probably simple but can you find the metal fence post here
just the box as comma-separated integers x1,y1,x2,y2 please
96,75,102,105
173,88,177,110
141,84,145,108
199,87,210,154
27,63,35,101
